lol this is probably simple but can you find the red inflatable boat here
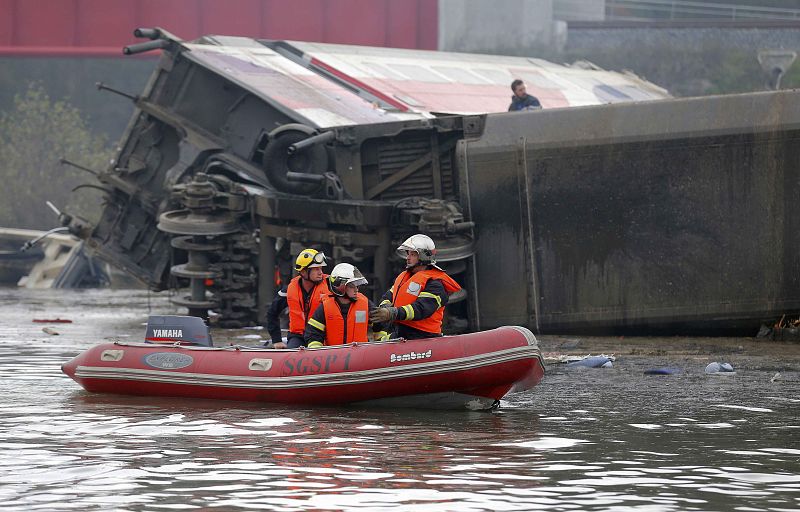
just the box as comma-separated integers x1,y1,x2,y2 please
62,317,544,410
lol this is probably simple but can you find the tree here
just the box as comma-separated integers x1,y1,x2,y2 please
0,83,113,230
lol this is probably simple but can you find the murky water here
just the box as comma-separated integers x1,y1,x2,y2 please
0,288,798,511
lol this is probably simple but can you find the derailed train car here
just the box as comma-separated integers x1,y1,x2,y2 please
463,91,800,333
63,28,800,333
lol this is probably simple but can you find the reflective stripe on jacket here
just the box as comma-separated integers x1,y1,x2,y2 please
309,294,369,345
390,268,461,334
286,275,327,334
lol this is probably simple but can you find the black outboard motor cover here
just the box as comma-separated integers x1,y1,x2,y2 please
145,315,212,346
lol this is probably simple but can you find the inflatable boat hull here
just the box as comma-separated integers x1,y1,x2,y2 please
62,326,544,410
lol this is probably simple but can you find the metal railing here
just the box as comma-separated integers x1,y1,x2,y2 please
604,0,800,21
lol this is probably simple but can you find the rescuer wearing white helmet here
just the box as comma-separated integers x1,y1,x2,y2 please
303,263,381,347
265,247,328,348
369,234,461,339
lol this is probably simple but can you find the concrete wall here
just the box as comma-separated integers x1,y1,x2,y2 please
553,0,605,21
567,26,800,54
438,0,565,53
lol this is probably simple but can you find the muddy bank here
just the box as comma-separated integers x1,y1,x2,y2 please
537,333,800,375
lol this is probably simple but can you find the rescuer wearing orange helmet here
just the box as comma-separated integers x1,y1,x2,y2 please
265,248,328,348
303,262,382,347
369,234,461,340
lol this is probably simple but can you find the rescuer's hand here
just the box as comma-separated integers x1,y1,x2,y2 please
272,342,287,349
372,331,390,342
369,307,397,323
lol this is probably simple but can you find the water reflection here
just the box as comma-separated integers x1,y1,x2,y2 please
0,288,798,510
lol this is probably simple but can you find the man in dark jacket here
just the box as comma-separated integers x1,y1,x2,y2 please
508,79,542,111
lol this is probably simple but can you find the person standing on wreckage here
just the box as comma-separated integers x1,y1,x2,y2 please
369,234,461,340
507,79,542,112
265,248,329,348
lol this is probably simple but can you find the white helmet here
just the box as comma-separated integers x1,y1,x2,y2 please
327,263,368,297
396,234,437,266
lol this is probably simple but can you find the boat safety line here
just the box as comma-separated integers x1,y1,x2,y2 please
109,326,540,351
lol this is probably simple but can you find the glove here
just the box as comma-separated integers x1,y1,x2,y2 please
372,331,390,342
370,307,397,324
307,341,324,348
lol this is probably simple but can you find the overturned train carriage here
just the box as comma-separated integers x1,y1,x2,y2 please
464,91,800,332
66,29,800,333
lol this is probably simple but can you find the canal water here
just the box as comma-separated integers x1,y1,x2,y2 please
0,288,798,511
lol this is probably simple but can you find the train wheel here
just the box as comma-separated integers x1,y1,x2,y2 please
262,126,328,195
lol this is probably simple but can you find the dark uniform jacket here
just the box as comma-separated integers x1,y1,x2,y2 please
266,281,325,346
508,94,542,111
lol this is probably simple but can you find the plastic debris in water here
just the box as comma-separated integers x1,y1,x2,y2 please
705,362,735,375
42,327,60,335
545,353,616,364
770,372,782,382
644,367,682,375
566,356,613,368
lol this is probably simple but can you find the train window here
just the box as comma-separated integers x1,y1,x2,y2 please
393,64,448,83
473,68,512,85
393,93,425,107
517,71,560,90
431,66,489,84
361,61,407,81
593,84,633,103
619,85,658,101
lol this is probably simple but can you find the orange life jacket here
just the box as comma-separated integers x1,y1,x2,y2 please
286,275,328,335
321,293,370,345
390,268,461,334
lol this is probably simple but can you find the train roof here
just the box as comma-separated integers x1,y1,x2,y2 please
187,35,671,128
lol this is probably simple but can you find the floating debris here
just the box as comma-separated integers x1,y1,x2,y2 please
33,318,72,323
566,355,614,368
705,362,735,375
770,372,782,382
544,354,616,365
757,314,800,341
644,367,683,375
41,327,60,335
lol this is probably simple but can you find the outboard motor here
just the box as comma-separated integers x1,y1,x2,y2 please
145,315,213,347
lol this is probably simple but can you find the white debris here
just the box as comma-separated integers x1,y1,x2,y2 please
705,362,736,375
544,353,616,364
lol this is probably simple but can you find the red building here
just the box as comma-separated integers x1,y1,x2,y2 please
0,0,439,56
